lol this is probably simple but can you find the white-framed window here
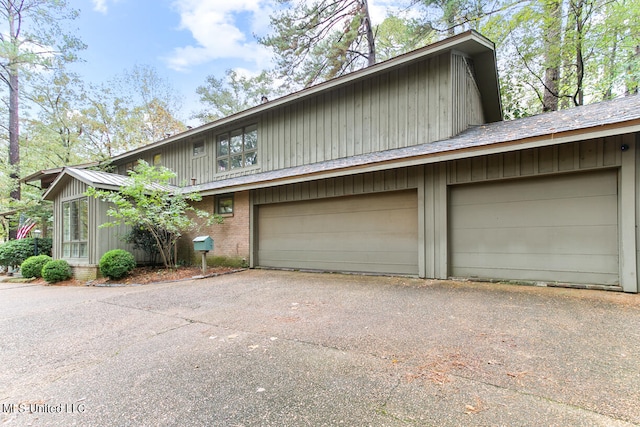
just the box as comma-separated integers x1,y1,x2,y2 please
216,124,257,172
62,198,88,258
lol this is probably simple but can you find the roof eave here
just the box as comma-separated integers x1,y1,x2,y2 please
110,30,498,163
198,119,640,196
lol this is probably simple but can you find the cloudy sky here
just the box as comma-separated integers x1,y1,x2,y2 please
67,0,400,121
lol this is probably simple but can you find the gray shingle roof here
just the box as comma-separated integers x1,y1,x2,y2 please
192,94,640,194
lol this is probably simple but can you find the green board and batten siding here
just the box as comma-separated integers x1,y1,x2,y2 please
51,176,146,266
120,52,483,188
252,137,631,286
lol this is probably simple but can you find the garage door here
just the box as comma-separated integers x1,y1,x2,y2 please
449,170,619,285
257,190,418,275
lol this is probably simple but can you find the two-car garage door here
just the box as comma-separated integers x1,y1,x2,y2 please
257,190,419,275
449,170,619,285
256,169,619,285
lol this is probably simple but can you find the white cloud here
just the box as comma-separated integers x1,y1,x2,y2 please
92,0,108,14
165,0,274,72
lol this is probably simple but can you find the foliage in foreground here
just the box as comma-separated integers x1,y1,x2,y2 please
86,161,222,269
21,255,53,279
42,259,72,283
99,249,136,280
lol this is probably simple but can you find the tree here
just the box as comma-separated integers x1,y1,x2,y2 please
79,66,186,158
194,69,285,123
23,70,91,168
260,0,376,88
86,161,221,269
0,0,84,216
375,16,436,62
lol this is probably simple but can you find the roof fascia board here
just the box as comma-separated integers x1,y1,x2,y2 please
43,168,121,200
110,31,495,163
199,121,640,196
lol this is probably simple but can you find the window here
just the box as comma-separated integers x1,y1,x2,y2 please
193,140,206,157
153,153,162,166
62,198,88,258
215,194,234,215
124,161,139,174
216,124,257,172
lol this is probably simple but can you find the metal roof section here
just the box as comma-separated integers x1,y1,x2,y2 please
191,94,640,195
43,167,180,201
108,30,501,164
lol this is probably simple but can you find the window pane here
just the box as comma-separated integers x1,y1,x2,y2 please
217,158,228,171
79,199,88,241
153,154,162,165
79,243,88,258
71,243,79,258
63,202,71,241
245,126,257,150
193,141,205,156
245,151,257,166
230,154,243,169
70,200,79,240
217,197,233,214
217,135,229,156
63,243,71,258
230,130,243,153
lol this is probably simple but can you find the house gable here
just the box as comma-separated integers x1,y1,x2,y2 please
107,31,501,188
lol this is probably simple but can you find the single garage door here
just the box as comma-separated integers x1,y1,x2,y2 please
257,190,418,275
449,170,619,285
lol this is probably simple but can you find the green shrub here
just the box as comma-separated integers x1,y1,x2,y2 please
42,259,72,283
0,238,52,268
20,255,52,279
99,249,136,280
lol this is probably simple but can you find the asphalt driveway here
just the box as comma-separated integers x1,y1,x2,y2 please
1,270,640,426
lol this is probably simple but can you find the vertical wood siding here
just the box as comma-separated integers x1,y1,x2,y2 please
112,52,473,187
53,177,145,265
447,137,623,185
451,53,484,134
53,179,88,264
252,166,422,205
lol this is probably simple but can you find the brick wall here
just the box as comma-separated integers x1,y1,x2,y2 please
181,191,250,264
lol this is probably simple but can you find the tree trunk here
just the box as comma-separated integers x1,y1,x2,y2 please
625,45,640,96
9,69,20,203
572,0,585,106
542,0,562,112
361,0,376,66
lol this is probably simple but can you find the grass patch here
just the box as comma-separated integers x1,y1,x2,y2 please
202,255,248,269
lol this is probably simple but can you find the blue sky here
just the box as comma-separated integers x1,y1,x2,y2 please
66,0,400,122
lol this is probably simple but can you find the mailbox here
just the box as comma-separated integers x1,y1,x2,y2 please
193,236,213,252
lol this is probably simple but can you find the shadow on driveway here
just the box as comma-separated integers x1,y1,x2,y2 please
1,269,639,426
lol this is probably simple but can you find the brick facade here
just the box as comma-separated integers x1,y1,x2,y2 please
182,190,250,264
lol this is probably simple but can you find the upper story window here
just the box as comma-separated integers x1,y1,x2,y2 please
193,140,206,157
216,124,257,172
153,153,162,166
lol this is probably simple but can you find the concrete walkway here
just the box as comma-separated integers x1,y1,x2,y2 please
1,270,639,426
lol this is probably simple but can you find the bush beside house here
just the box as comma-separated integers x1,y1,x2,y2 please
99,249,136,280
20,255,52,278
42,259,72,283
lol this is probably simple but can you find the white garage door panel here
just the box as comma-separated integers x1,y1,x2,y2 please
450,171,619,285
258,191,419,275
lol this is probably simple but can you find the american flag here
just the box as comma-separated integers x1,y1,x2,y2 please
16,218,36,239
